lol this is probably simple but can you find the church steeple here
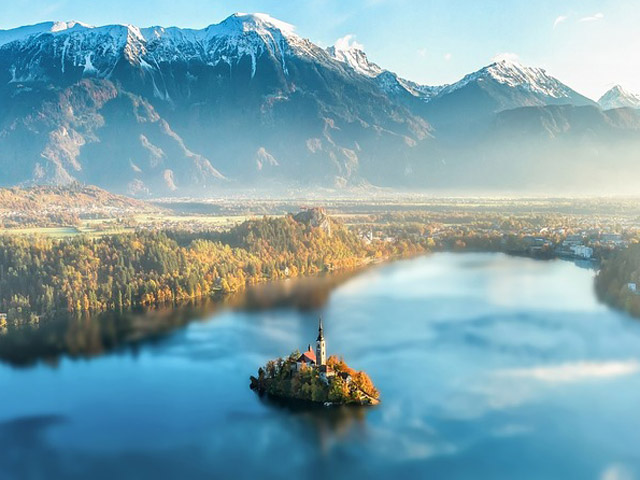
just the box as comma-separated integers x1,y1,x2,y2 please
317,317,324,341
316,317,326,366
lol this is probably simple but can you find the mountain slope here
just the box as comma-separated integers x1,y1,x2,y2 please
407,105,640,193
325,42,443,104
0,79,225,195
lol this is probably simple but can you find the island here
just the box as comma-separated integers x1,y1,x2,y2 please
250,318,380,406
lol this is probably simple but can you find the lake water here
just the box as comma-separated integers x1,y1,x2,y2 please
1,253,640,480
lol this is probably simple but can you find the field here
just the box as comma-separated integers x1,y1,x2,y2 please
0,227,82,238
0,214,259,238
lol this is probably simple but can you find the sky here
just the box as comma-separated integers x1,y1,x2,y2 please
1,0,639,100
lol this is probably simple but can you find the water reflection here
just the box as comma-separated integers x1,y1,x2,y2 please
0,269,361,367
0,415,69,480
1,253,640,480
257,395,370,452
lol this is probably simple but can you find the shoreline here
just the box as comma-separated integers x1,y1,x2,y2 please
1,245,601,334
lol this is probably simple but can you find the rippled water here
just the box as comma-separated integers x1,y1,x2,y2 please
1,253,640,479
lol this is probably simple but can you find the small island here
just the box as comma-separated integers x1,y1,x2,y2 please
250,318,380,406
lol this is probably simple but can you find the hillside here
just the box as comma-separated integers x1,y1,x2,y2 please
0,184,157,226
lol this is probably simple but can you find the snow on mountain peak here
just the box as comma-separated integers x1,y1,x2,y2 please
51,21,93,32
0,13,320,85
223,13,297,37
0,21,92,46
440,59,574,99
599,85,640,110
326,34,382,77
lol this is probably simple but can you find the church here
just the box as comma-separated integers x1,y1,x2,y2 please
295,318,335,380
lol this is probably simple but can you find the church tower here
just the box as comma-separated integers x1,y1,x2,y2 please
316,317,326,366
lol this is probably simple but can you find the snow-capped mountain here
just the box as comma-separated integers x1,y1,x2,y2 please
438,59,585,101
0,13,431,194
0,21,92,47
599,85,640,110
419,59,596,132
0,13,333,86
0,13,638,195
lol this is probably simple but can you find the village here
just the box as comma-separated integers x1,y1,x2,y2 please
350,211,634,262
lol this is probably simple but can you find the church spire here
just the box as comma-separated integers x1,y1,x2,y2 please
317,317,324,341
316,317,326,366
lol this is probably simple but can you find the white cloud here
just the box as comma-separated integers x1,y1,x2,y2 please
333,34,364,52
417,48,427,58
443,53,452,61
497,360,640,383
579,12,604,23
492,424,534,438
553,15,568,29
600,463,635,480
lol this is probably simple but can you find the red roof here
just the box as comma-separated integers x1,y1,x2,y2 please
297,349,316,364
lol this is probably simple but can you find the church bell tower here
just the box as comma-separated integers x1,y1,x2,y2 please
316,317,326,366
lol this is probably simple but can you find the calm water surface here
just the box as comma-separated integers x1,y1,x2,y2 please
1,253,640,479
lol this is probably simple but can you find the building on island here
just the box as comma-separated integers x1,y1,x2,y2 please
295,318,335,381
296,344,316,369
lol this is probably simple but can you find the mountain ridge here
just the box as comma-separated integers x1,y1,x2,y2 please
0,13,638,195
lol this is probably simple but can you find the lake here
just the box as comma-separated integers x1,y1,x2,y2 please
1,253,639,479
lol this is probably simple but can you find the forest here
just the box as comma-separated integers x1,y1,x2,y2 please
0,212,423,324
595,244,640,317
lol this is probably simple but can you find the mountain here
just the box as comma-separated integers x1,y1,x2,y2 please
438,60,594,108
0,13,431,194
0,13,637,195
421,60,596,133
599,85,640,110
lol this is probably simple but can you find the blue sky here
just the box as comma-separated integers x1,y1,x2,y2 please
1,0,638,99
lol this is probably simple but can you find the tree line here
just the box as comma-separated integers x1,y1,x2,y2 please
595,244,640,317
0,214,420,324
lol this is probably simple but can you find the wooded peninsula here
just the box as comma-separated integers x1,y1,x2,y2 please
596,244,640,318
0,209,422,325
